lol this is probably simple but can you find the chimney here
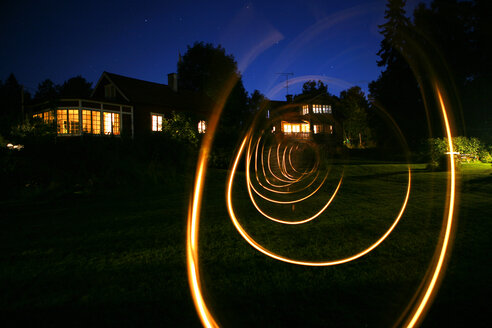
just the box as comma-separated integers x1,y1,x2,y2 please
168,73,178,92
286,94,293,103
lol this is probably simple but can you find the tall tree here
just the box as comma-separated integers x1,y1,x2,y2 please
339,87,372,147
177,42,250,166
177,42,249,132
369,0,427,149
0,74,24,136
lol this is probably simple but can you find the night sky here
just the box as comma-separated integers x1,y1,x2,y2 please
1,0,428,100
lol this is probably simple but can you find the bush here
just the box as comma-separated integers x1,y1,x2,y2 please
426,137,490,170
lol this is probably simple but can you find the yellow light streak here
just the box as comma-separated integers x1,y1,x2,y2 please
227,132,412,264
405,86,456,328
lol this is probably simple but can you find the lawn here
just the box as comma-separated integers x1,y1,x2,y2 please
0,162,490,327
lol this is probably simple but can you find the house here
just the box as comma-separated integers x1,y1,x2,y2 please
31,72,214,138
265,94,340,142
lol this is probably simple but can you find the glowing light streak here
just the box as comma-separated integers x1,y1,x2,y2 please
227,132,412,262
253,137,321,195
405,87,456,328
267,147,297,183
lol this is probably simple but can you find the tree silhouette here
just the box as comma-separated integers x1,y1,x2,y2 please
34,79,59,102
0,74,24,137
58,76,92,98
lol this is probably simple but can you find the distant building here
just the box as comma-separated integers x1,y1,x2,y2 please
30,72,213,138
266,94,340,143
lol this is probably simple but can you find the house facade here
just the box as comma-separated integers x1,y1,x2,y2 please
266,95,340,143
31,72,213,138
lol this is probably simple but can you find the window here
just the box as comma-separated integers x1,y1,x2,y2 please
152,114,163,132
292,124,300,133
104,84,116,99
82,110,92,133
301,123,310,133
198,120,206,133
329,125,333,134
322,105,332,114
282,123,292,133
33,113,42,119
313,124,322,134
92,111,101,134
302,105,309,115
57,110,68,134
44,111,54,124
103,112,120,135
68,110,79,134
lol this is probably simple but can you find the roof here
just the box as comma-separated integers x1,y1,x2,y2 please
95,72,214,114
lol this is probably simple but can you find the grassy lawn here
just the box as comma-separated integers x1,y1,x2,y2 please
1,162,490,327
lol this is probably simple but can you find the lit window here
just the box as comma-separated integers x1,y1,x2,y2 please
44,111,54,124
82,110,92,133
322,105,332,114
33,113,42,119
198,120,206,133
292,124,300,133
57,110,68,134
329,125,333,134
272,126,276,132
302,105,309,115
301,123,310,133
68,110,79,134
282,123,292,133
152,114,163,132
92,111,101,134
313,124,322,134
103,112,120,135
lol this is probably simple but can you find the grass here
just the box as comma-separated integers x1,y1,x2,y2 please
0,162,491,327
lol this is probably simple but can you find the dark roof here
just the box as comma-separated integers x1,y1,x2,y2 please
103,72,214,114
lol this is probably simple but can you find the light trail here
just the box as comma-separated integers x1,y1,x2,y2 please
404,86,456,328
226,131,412,263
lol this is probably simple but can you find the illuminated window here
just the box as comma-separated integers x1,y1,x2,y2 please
301,123,310,133
103,112,120,135
282,123,292,133
44,111,54,124
313,124,322,134
82,110,92,133
33,113,42,119
152,114,163,132
68,110,79,134
92,111,101,134
302,105,309,115
198,120,206,133
272,126,276,132
322,105,332,114
292,124,300,133
329,125,333,134
57,110,68,134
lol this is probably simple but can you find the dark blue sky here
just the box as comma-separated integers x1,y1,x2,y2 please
1,0,427,100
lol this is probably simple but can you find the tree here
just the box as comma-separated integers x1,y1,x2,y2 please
339,87,372,147
34,79,59,102
294,80,333,103
177,42,250,166
58,75,93,98
0,74,24,137
247,89,267,113
369,0,427,149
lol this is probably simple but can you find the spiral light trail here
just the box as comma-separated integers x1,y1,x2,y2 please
186,83,457,327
